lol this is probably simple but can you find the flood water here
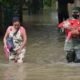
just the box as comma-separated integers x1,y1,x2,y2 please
0,10,80,80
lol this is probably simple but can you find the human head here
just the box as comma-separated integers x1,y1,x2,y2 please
72,7,80,19
12,17,20,29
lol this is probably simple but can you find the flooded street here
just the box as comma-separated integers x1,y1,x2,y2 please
1,63,80,80
24,10,65,64
0,10,80,80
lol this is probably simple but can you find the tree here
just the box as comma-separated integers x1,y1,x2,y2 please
0,0,23,36
44,0,52,7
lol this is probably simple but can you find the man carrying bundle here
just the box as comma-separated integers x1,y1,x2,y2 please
58,7,80,63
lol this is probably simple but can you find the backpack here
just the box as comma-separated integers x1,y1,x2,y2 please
6,37,14,51
6,27,20,51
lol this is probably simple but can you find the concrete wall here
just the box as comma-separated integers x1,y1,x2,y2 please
68,3,74,17
74,0,80,7
68,0,80,17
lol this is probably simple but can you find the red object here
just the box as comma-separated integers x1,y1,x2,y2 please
66,31,72,41
58,19,80,41
58,21,64,28
78,27,80,32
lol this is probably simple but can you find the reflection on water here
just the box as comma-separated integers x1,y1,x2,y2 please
3,64,26,80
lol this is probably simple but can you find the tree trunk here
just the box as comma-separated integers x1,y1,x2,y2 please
0,3,4,36
13,0,23,23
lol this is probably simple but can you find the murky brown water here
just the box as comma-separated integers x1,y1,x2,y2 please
0,10,80,80
1,63,80,80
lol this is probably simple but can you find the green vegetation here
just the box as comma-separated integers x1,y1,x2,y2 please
43,0,56,10
44,0,56,7
0,0,13,7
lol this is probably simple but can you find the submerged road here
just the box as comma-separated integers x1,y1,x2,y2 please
0,10,80,80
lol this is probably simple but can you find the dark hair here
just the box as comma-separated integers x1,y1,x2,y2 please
12,17,20,23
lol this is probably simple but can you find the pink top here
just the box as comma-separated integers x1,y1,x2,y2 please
7,26,25,35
